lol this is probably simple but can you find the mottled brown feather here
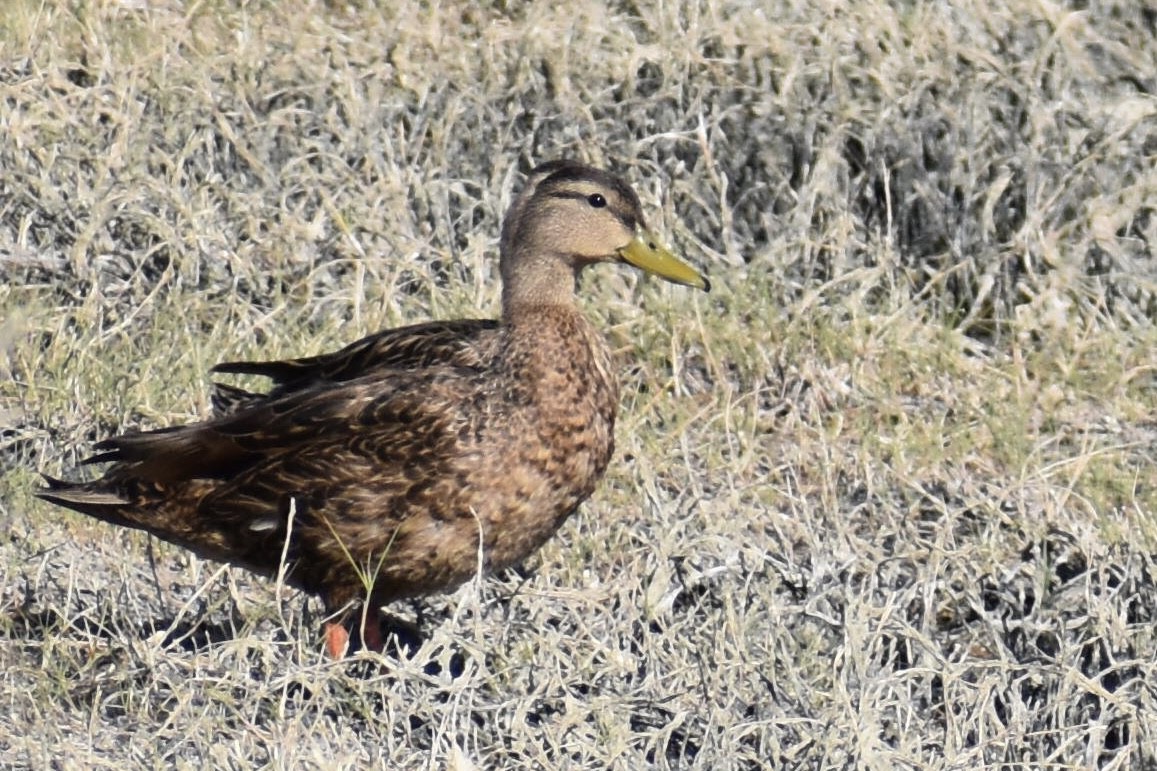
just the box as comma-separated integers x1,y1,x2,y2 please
210,319,500,414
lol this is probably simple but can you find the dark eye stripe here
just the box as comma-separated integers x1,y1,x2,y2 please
549,190,636,230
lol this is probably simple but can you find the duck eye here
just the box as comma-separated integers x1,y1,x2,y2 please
587,193,607,208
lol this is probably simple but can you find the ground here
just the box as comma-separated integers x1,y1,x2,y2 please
1,0,1155,768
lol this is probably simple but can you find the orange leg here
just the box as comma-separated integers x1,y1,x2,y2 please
322,606,384,657
323,621,350,658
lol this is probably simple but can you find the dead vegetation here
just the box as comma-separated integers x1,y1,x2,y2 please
1,0,1155,768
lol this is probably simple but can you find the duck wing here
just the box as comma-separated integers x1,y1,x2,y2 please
91,365,469,481
212,319,499,385
210,319,499,415
40,365,488,592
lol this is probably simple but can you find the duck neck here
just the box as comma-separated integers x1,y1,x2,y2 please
498,271,619,429
500,251,580,321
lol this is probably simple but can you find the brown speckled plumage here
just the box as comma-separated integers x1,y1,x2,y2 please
37,160,709,655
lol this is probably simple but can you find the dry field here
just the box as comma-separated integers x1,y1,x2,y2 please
2,0,1156,768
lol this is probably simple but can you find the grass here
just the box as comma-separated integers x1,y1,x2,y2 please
2,0,1156,768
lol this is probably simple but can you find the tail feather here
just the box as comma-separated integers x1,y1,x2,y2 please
211,381,265,417
37,474,245,569
81,451,122,466
74,424,245,483
211,359,300,382
36,474,130,510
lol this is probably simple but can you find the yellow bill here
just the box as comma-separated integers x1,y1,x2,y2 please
618,231,710,292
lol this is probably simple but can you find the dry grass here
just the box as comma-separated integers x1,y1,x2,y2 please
2,0,1156,768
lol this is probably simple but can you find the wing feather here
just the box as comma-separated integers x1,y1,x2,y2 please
212,319,497,390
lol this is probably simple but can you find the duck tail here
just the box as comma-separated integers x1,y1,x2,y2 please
36,475,130,517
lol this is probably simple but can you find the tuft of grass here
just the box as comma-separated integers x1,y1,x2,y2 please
2,0,1155,768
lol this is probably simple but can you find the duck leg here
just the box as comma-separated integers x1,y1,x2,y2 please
323,620,351,658
359,606,384,653
322,605,385,657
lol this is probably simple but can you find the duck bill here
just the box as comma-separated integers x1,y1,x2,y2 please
618,232,710,292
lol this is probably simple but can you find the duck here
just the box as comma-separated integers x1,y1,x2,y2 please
37,160,710,657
